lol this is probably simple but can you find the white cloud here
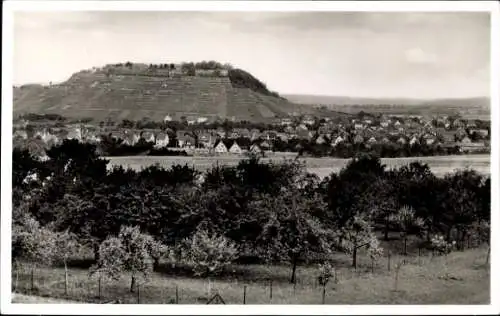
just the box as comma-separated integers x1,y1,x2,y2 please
404,47,438,65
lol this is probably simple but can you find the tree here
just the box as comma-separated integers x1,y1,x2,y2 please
253,189,332,283
53,229,80,295
89,237,126,297
90,226,158,292
181,228,238,277
12,214,57,291
338,215,381,269
442,170,483,249
389,205,424,255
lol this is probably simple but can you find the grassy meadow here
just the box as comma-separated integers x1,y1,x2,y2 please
106,154,490,179
12,243,490,305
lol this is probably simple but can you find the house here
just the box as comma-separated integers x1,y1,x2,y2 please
302,115,315,126
197,117,208,124
235,128,251,139
442,132,456,144
141,131,156,143
397,137,407,145
66,128,82,140
25,139,47,158
260,140,272,150
470,129,489,138
453,119,465,128
110,131,125,142
461,136,472,144
122,133,137,146
466,120,477,128
229,141,243,154
296,124,308,131
423,121,433,129
13,130,28,139
394,121,402,127
380,121,389,128
177,133,195,148
250,143,263,155
163,115,173,122
381,137,390,144
455,128,467,140
367,137,377,144
315,134,328,145
353,134,364,144
199,132,215,148
87,134,102,144
354,123,364,130
409,136,420,146
277,133,289,142
132,132,141,145
331,135,344,147
213,139,229,154
186,116,197,125
281,118,293,126
155,132,170,148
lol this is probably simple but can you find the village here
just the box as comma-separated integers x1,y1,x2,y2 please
12,111,491,158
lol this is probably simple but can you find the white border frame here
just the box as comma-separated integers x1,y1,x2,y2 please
2,1,499,315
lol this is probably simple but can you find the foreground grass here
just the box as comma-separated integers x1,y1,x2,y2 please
12,247,489,304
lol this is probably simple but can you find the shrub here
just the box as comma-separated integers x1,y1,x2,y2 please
317,261,334,286
430,234,455,255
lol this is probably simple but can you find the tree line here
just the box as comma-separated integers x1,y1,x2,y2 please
12,140,490,290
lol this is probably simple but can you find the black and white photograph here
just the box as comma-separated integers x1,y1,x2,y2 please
1,1,499,314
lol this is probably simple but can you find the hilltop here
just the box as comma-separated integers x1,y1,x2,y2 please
13,62,341,123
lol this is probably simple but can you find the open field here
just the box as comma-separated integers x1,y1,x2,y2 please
11,246,490,304
106,154,490,179
283,95,490,120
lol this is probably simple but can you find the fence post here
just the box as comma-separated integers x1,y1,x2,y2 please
98,276,102,299
14,266,19,293
31,267,34,292
175,285,179,304
243,285,247,304
137,283,140,304
485,246,490,265
371,258,374,273
269,280,273,301
321,284,326,304
387,252,391,272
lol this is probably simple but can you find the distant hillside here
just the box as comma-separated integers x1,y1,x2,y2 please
14,63,344,123
284,94,490,119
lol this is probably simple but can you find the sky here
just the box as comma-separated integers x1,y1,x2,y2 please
13,11,491,99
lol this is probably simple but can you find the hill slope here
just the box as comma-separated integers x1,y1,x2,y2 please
14,65,339,123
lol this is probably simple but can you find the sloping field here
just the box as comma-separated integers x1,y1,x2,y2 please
106,154,490,179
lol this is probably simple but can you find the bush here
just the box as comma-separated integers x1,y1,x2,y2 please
430,234,455,255
317,261,334,286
